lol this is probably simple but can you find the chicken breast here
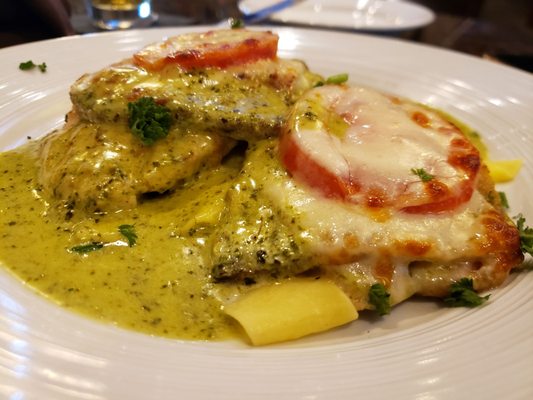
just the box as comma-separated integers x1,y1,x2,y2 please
39,29,321,215
70,57,321,142
38,114,234,215
209,83,523,314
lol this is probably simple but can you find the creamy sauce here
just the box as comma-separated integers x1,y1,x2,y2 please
0,139,244,340
0,94,513,342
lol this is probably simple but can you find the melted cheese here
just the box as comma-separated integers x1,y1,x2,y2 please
134,29,278,71
287,85,474,208
245,139,521,299
251,140,485,260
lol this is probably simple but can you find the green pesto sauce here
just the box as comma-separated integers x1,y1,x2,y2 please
0,141,242,340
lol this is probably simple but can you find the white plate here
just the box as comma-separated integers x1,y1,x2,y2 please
265,0,435,31
0,26,532,400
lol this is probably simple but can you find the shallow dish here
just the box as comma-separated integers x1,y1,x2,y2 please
264,0,435,31
0,26,532,400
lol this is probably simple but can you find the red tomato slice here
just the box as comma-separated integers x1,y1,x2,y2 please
133,29,278,71
279,85,480,214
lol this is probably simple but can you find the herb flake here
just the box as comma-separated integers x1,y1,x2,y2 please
70,242,104,254
498,191,509,209
411,168,434,182
368,283,391,316
443,278,490,307
19,60,36,70
314,73,350,87
304,111,317,120
516,214,533,256
128,97,172,145
326,73,349,85
229,18,244,29
19,60,47,72
119,224,137,247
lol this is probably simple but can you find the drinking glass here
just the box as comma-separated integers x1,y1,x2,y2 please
86,0,157,30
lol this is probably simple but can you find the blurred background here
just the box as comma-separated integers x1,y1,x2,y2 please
0,0,532,71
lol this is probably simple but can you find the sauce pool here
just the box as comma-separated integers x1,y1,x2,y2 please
0,139,242,340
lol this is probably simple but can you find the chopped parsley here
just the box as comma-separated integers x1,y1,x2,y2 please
498,191,509,209
128,97,172,145
411,168,434,182
19,60,47,73
368,283,391,316
119,224,137,247
314,73,349,87
515,214,533,256
443,278,490,307
70,242,104,254
326,73,349,85
229,18,244,29
19,60,35,70
70,224,138,253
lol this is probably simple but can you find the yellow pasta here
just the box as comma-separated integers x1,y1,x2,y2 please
436,109,522,183
224,279,358,346
485,159,523,183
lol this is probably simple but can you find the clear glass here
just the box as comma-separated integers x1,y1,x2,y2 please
86,0,157,30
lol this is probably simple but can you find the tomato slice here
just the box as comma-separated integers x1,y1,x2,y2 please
133,29,278,71
279,85,480,214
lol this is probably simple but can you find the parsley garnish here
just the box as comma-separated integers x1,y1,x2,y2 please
411,168,434,182
326,73,349,84
314,73,349,87
70,242,104,254
515,214,533,256
368,283,391,316
128,97,172,145
498,191,509,209
229,18,244,29
119,224,137,247
19,60,47,72
443,278,490,307
70,224,138,253
19,60,35,70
